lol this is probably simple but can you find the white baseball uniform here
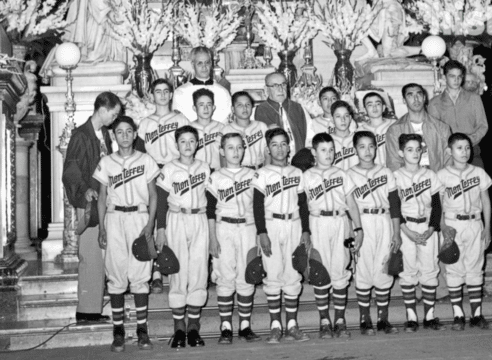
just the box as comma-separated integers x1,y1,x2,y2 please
251,164,304,296
311,115,357,136
304,166,355,289
347,164,396,289
357,119,396,166
437,165,492,287
332,133,358,171
208,167,256,297
157,159,211,308
221,121,268,169
93,151,160,294
190,120,224,171
394,167,442,287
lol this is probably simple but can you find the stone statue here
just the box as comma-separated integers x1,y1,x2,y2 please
14,60,38,122
357,0,420,61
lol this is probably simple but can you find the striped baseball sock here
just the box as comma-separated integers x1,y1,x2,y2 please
134,293,149,333
468,284,483,318
110,293,125,328
356,287,371,323
266,294,282,329
218,295,234,331
448,285,464,318
284,294,299,330
237,294,254,330
421,285,437,321
187,305,202,331
333,287,348,324
400,284,417,321
375,287,390,322
172,306,186,332
313,285,331,325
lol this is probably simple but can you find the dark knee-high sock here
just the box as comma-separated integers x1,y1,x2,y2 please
314,285,331,325
448,285,464,318
187,305,202,332
401,284,417,321
421,285,437,321
284,294,299,329
111,293,125,335
356,287,371,323
237,293,254,330
333,287,348,324
468,284,483,318
375,287,390,322
134,293,149,333
266,294,282,329
218,295,234,330
172,306,186,332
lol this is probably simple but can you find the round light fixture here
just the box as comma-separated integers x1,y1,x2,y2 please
55,42,81,68
421,35,446,59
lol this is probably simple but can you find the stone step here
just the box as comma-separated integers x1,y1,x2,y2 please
18,274,78,296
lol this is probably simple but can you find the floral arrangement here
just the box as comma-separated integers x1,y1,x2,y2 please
290,73,323,118
253,0,317,53
404,0,488,36
109,0,175,55
174,0,241,52
0,0,69,44
311,0,382,51
122,91,156,126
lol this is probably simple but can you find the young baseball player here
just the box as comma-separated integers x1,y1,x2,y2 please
156,125,211,348
348,131,402,336
94,116,160,352
357,92,395,166
207,132,261,344
394,134,445,332
190,88,224,172
304,132,363,339
311,87,357,135
222,91,269,170
438,133,491,331
136,78,190,294
331,100,358,171
252,127,311,344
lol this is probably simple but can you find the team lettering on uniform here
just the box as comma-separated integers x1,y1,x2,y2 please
353,175,388,199
172,172,206,195
334,147,355,165
400,179,431,201
244,131,263,146
308,177,343,201
144,122,179,144
265,176,301,197
108,165,145,188
217,179,252,202
376,133,386,147
197,132,222,151
445,177,481,199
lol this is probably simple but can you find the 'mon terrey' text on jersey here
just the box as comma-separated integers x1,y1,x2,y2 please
334,147,356,165
445,177,480,199
172,173,207,195
353,175,388,199
197,132,221,151
265,176,300,197
218,179,252,202
308,177,343,201
108,165,145,188
400,179,431,201
144,122,179,144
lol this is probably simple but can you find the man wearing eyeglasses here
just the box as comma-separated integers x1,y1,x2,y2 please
255,72,314,158
172,46,232,124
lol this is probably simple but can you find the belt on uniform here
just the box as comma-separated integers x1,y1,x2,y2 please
245,164,263,171
320,210,341,217
114,206,138,212
363,208,386,214
406,216,427,224
220,216,246,224
456,214,478,220
169,206,206,214
272,213,294,220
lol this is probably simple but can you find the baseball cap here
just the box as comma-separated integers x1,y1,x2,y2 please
155,245,180,275
76,199,99,235
132,234,158,261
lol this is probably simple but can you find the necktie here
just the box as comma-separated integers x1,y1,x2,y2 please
190,78,214,86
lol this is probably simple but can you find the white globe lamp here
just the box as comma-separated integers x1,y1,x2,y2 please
421,35,446,95
55,42,81,70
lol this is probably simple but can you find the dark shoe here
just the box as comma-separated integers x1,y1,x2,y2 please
187,329,205,347
423,317,446,331
360,321,376,336
238,327,261,342
151,279,164,294
76,312,110,324
218,329,233,345
284,326,310,342
470,315,489,329
333,322,351,338
266,327,282,344
111,334,125,352
404,321,419,333
170,329,186,348
319,323,333,339
137,328,153,350
451,316,465,331
377,320,399,334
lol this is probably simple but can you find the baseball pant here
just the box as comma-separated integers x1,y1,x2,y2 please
76,208,105,314
105,209,152,294
262,218,302,296
310,215,351,289
444,218,484,287
400,221,439,287
166,212,209,308
356,214,394,289
212,221,256,297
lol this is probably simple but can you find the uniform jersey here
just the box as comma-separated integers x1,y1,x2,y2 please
394,167,442,218
332,132,358,171
221,121,268,168
93,151,160,207
437,164,492,215
251,164,304,215
207,167,255,220
347,164,397,211
357,119,396,166
303,166,355,215
311,115,357,136
190,120,224,170
157,159,210,209
137,111,190,165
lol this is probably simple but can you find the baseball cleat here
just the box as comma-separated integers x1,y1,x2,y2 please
377,320,399,334
451,316,466,331
137,330,153,350
218,329,233,345
150,279,164,294
170,329,186,348
238,327,261,342
187,329,205,347
110,334,125,352
469,315,489,329
360,321,376,336
266,328,282,344
423,317,446,331
333,322,351,338
319,323,334,339
284,326,310,342
404,320,419,333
